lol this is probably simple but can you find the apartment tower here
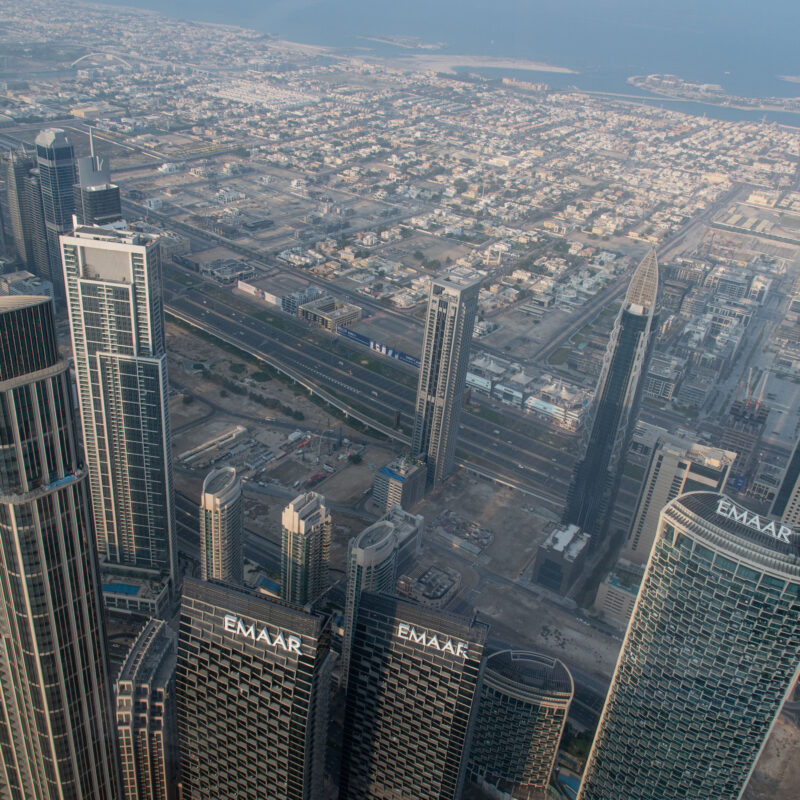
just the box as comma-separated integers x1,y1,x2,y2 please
281,492,331,606
61,226,177,598
411,275,480,488
200,466,243,586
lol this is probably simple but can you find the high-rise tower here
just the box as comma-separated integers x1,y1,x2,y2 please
468,650,573,799
61,226,177,600
771,434,800,525
176,577,332,800
35,129,77,298
281,492,330,606
74,135,122,227
4,152,49,279
340,592,487,799
0,296,121,799
200,466,243,586
565,249,659,539
578,491,800,800
340,519,399,689
411,275,480,488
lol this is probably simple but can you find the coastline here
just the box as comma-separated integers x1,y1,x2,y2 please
378,54,578,75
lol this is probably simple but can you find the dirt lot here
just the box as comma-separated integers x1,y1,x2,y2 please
743,711,800,799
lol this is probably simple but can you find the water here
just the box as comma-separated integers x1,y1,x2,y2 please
97,0,800,106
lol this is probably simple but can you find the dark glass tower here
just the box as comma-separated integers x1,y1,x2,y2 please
411,275,480,488
35,129,77,298
4,153,49,280
578,492,800,800
771,435,800,525
565,250,659,539
0,296,121,799
340,592,487,799
74,150,122,227
176,577,332,800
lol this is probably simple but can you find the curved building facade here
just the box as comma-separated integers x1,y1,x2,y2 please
468,650,573,799
0,296,120,798
341,519,398,689
578,491,800,800
200,466,243,586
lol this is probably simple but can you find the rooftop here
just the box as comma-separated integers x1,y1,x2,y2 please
485,649,573,698
625,249,659,312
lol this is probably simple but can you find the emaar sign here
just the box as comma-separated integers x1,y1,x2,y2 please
397,623,468,658
715,498,792,544
223,614,303,654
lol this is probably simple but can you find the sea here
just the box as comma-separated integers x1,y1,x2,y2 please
99,0,800,125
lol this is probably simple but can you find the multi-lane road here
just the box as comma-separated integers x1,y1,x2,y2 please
164,273,572,509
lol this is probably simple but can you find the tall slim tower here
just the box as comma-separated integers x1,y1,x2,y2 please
341,519,399,689
411,275,480,488
35,129,77,298
578,491,800,800
4,153,49,279
61,226,177,598
565,249,659,538
0,296,121,799
200,466,244,586
281,492,331,606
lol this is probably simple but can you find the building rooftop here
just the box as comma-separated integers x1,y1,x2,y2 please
625,249,659,312
0,295,50,313
484,649,573,698
203,466,239,497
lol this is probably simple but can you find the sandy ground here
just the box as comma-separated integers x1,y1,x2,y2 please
382,54,578,75
743,711,800,799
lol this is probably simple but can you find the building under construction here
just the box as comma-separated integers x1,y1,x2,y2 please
720,372,770,478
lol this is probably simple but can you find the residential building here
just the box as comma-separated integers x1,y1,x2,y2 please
578,492,800,800
0,296,121,799
468,650,573,799
4,152,49,279
61,226,177,605
339,592,487,799
565,250,660,540
281,492,331,606
411,275,480,488
772,434,800,525
622,435,736,565
176,577,331,800
372,456,426,512
200,466,243,586
378,504,423,568
116,618,177,800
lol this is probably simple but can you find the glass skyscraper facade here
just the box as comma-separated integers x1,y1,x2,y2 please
578,491,800,800
281,492,330,607
61,226,177,596
0,296,120,799
340,592,487,799
35,129,77,299
411,275,480,488
176,578,332,800
566,250,659,539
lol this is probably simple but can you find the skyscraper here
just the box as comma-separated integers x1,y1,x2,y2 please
200,466,243,586
0,296,121,799
116,618,177,800
468,650,573,799
339,592,487,799
411,274,480,488
176,577,332,800
35,129,77,298
565,249,659,539
74,137,122,227
771,434,800,525
281,492,330,606
61,226,177,600
341,519,399,689
578,491,800,800
622,432,736,565
4,152,49,279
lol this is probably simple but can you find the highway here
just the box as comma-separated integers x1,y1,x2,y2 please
163,275,571,509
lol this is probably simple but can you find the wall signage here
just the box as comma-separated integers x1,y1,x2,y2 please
397,622,468,658
715,498,792,543
224,614,302,654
